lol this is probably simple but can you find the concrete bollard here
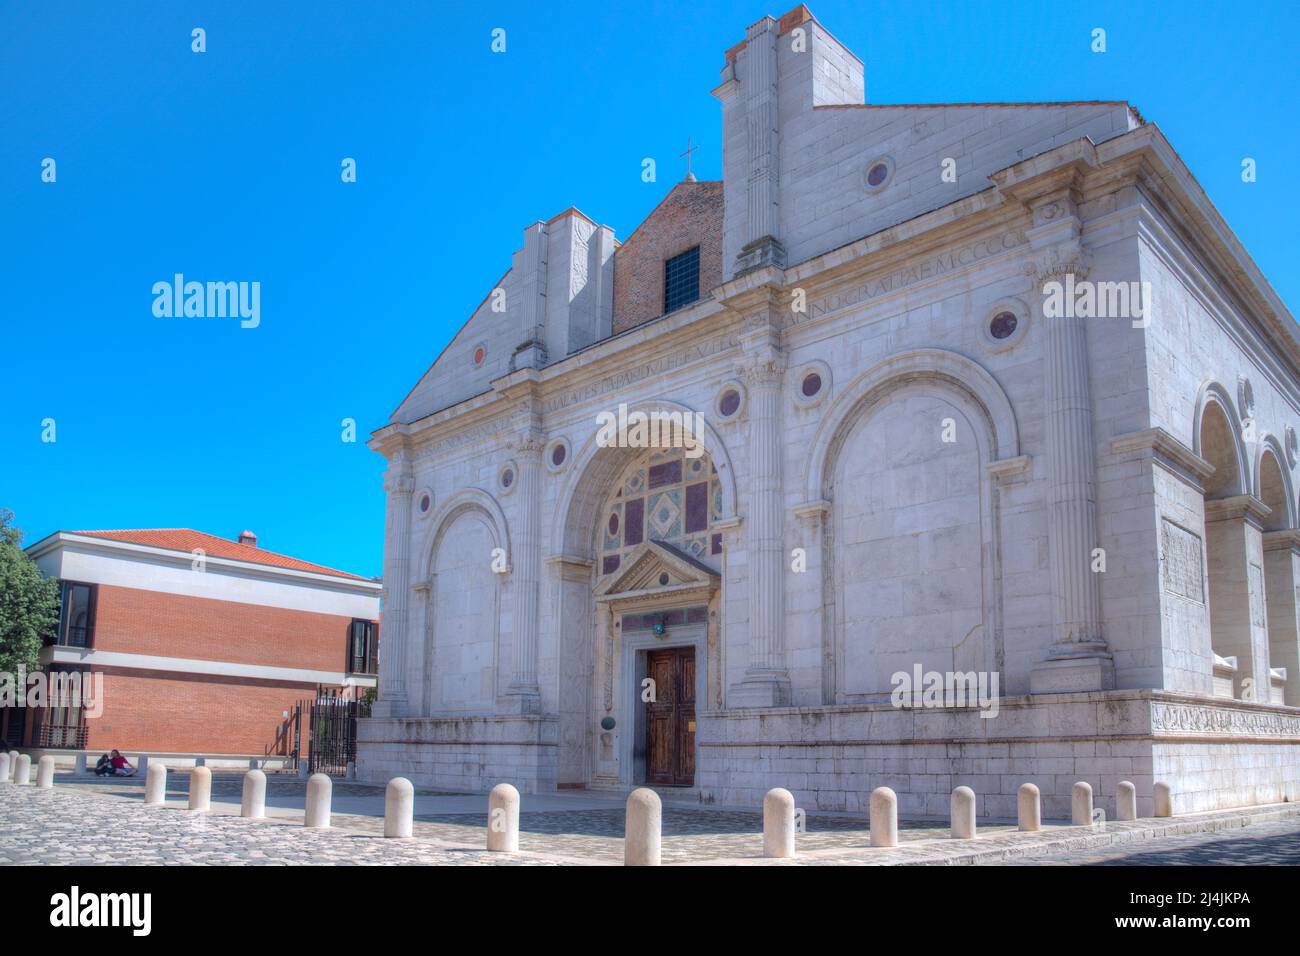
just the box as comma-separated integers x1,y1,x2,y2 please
0,753,9,784
870,786,898,848
75,753,87,774
7,751,17,781
487,782,521,852
624,787,661,866
14,754,31,786
297,761,308,780
950,786,976,839
36,755,56,789
1154,781,1173,818
1071,781,1093,826
242,769,267,819
1018,783,1042,831
762,787,796,858
188,766,212,812
136,754,149,778
305,773,332,827
385,777,414,838
1117,780,1137,822
144,762,167,805
346,761,357,781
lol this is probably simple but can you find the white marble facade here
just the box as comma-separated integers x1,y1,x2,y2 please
358,7,1300,817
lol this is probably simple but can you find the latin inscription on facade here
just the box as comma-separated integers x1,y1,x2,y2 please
801,231,1028,326
1160,518,1204,604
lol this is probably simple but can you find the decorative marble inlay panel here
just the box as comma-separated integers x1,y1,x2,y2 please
599,446,720,571
1160,518,1204,604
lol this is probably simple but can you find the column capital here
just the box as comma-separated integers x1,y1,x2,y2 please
512,431,546,456
1023,240,1092,286
383,466,415,497
738,354,785,390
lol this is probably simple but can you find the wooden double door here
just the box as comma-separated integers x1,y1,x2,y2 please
645,646,696,787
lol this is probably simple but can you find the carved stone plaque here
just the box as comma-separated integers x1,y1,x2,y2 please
1160,518,1204,604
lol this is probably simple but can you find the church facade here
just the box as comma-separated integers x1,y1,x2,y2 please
358,5,1300,820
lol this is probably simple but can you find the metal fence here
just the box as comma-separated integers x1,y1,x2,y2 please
307,695,371,776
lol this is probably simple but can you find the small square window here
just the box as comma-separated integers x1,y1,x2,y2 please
664,246,700,314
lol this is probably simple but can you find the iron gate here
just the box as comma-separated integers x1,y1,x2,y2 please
307,694,371,776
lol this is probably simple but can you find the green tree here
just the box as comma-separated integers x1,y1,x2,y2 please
0,509,59,674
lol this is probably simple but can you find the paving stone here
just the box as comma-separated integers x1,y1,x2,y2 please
6,771,1299,866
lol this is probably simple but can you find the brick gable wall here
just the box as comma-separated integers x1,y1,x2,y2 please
612,180,723,333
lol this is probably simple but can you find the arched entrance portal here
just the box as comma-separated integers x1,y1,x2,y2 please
554,436,730,789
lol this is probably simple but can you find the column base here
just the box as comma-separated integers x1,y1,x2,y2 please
734,236,786,275
1030,645,1115,694
729,673,792,708
372,696,410,719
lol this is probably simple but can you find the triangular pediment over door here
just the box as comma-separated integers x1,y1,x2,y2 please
593,540,719,600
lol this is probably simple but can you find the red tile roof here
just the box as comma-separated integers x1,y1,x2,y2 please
68,529,371,581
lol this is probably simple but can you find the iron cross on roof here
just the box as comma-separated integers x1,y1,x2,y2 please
680,137,699,182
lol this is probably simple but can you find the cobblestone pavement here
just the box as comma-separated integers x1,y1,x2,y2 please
25,771,976,864
0,785,558,866
6,772,1299,866
1003,817,1300,866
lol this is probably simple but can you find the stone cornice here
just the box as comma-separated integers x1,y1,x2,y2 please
1110,427,1214,489
372,300,742,460
1117,126,1300,380
1262,529,1300,555
1204,494,1271,529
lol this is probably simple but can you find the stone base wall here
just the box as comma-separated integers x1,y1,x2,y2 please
1152,742,1300,814
356,715,558,794
697,691,1300,820
354,693,1300,818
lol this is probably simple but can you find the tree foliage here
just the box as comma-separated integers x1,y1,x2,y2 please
0,509,59,674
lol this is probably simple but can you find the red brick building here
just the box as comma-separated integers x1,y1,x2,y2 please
4,529,381,761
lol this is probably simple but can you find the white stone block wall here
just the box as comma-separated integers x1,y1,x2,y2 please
356,716,558,794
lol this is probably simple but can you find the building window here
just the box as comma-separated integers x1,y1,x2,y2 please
56,581,97,648
38,669,89,748
664,246,701,314
981,298,1030,353
349,619,379,675
863,155,895,193
989,311,1018,340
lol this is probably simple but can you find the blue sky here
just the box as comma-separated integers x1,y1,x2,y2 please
2,1,1297,579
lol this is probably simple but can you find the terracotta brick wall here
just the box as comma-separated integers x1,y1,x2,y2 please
612,180,723,333
83,670,313,756
93,584,356,671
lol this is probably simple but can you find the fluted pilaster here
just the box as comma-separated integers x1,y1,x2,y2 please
505,429,544,711
734,18,784,274
730,299,791,706
376,450,414,716
1024,208,1114,693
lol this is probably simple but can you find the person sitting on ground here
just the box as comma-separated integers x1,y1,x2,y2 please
108,749,136,776
93,753,112,776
